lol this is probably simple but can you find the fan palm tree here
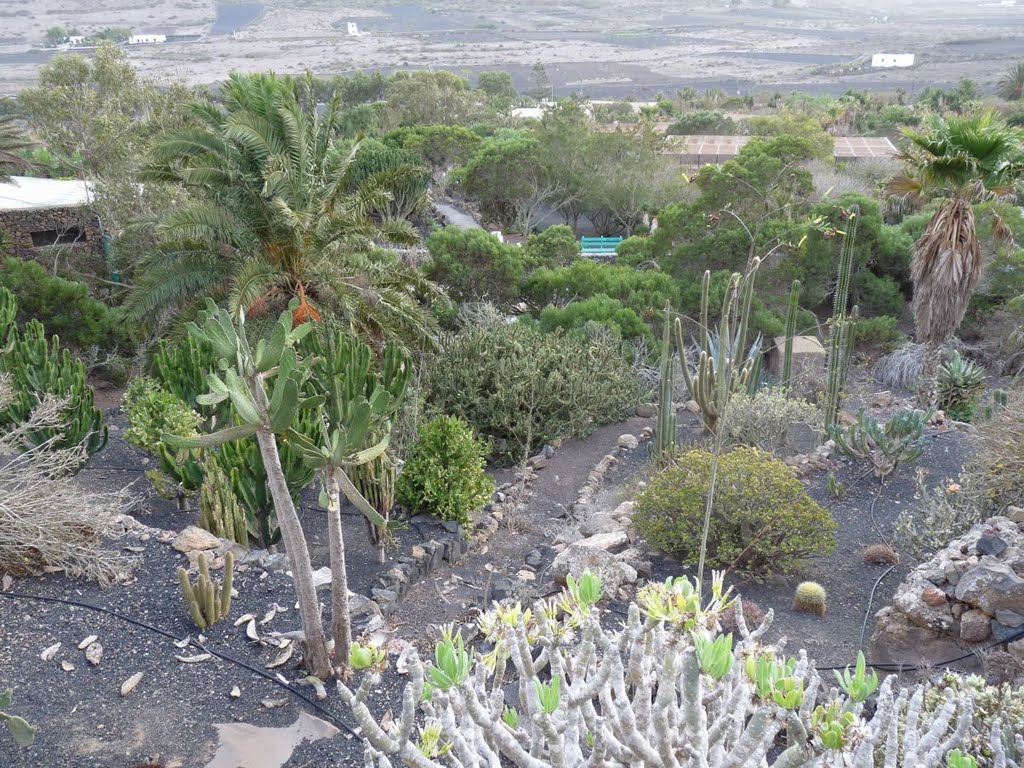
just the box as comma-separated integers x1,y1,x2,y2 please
126,72,442,350
888,112,1024,403
0,115,35,181
998,61,1024,102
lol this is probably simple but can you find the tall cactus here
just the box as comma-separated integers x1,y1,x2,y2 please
198,457,248,545
823,207,860,431
0,287,107,463
679,260,763,433
177,550,234,629
782,280,801,390
651,304,677,466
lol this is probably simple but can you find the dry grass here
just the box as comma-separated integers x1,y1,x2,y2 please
0,379,135,584
872,342,924,391
862,543,900,565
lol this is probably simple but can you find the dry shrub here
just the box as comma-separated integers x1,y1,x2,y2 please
721,388,821,454
872,342,924,391
718,598,766,635
972,390,1024,511
862,543,900,565
0,378,133,584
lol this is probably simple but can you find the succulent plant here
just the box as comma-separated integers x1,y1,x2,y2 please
937,350,986,422
177,551,234,629
830,408,929,478
0,688,36,748
793,581,827,616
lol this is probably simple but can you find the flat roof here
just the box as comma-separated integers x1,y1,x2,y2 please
0,176,93,211
664,135,898,161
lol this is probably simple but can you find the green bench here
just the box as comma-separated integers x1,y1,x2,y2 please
580,236,623,257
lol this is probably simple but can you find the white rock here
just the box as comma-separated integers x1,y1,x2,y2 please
172,526,222,553
120,672,143,697
617,434,639,450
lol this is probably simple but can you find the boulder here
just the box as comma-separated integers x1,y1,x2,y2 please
892,575,954,631
954,557,1024,614
172,526,221,553
551,544,637,597
959,610,992,643
871,607,964,667
617,434,639,450
579,514,620,538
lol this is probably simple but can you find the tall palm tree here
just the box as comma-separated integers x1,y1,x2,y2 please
0,115,35,181
889,112,1024,403
998,61,1024,102
126,72,441,350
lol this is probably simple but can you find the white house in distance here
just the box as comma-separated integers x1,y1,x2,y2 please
871,53,915,68
347,22,361,36
127,34,166,45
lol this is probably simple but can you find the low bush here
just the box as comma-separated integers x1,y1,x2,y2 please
521,225,579,269
0,257,131,354
523,259,674,319
855,315,906,352
427,323,641,462
634,447,836,577
971,390,1024,512
122,376,201,453
720,388,820,454
396,415,493,525
534,294,651,343
853,271,904,317
666,110,737,135
425,227,526,304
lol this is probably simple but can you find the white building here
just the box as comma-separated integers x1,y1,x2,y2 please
871,53,915,68
127,34,166,45
347,22,360,36
67,36,85,46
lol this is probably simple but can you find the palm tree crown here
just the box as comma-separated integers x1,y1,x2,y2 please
0,115,35,182
127,72,441,349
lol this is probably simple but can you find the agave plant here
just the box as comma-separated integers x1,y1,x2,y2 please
937,350,986,422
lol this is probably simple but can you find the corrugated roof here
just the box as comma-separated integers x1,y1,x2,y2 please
664,135,898,161
0,176,93,211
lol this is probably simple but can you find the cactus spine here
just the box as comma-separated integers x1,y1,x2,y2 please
679,261,762,433
652,304,678,465
177,550,234,629
198,458,248,545
782,280,800,390
823,207,860,432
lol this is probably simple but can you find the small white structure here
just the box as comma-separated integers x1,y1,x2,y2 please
347,22,361,36
0,176,93,211
128,34,166,45
871,53,915,68
491,231,504,243
67,36,85,46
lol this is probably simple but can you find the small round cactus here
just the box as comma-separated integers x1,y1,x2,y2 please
793,581,827,616
862,543,900,566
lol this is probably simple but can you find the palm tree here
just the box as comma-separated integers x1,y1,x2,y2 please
998,61,1024,102
889,112,1024,403
126,72,441,350
0,115,35,181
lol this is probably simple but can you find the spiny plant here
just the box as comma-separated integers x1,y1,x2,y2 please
177,551,234,629
793,581,827,616
937,350,986,422
651,304,677,466
830,408,929,478
782,279,801,390
862,543,900,565
823,206,860,431
197,457,248,545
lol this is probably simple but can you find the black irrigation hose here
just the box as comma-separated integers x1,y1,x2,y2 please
0,590,360,738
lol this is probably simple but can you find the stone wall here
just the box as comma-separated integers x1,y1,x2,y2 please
873,513,1024,666
0,205,104,264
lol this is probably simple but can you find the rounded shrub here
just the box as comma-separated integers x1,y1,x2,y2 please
122,376,202,454
396,415,494,526
792,581,827,616
633,447,836,578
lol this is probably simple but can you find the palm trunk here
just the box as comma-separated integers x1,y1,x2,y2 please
325,468,352,668
919,340,942,409
250,380,332,679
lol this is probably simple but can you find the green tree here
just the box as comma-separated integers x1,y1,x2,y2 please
385,124,480,184
477,70,517,101
530,62,551,102
343,138,430,222
384,71,475,127
44,26,66,46
534,100,593,231
889,112,1024,402
998,61,1024,102
743,109,834,160
425,227,525,304
127,72,441,350
0,116,34,181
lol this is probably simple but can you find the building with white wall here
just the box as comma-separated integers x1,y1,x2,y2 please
128,34,166,45
871,53,915,68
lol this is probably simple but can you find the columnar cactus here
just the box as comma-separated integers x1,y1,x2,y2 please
782,279,801,391
651,304,677,466
339,571,1022,768
823,208,859,431
177,550,234,629
198,457,248,545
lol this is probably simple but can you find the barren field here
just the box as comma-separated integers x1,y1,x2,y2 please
1,0,1023,98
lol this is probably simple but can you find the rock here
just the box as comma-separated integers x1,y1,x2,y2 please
615,548,652,579
976,534,1008,557
120,672,144,697
551,544,637,597
921,586,948,607
610,501,635,522
172,526,222,553
869,390,895,408
959,610,991,643
871,607,963,667
894,576,953,631
635,403,657,418
1007,506,1024,524
954,557,1024,614
527,453,549,470
617,434,639,450
685,400,701,414
579,514,619,537
542,444,555,459
516,569,536,582
230,686,241,699
995,609,1024,628
85,642,103,666
574,530,629,554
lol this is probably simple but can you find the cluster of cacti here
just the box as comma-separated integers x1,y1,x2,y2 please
198,457,248,545
177,551,234,629
0,688,37,748
651,304,677,465
830,408,929,477
339,570,1022,768
823,207,860,431
0,286,107,463
679,263,764,433
782,279,801,390
937,350,986,422
793,581,828,616
979,388,1009,421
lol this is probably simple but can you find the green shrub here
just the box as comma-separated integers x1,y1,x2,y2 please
523,260,674,318
521,225,579,269
427,323,641,462
721,388,820,454
613,236,649,266
122,376,201,453
0,257,131,353
853,271,904,317
633,447,836,578
667,110,737,135
396,415,494,525
854,315,905,352
425,227,526,304
535,294,651,343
